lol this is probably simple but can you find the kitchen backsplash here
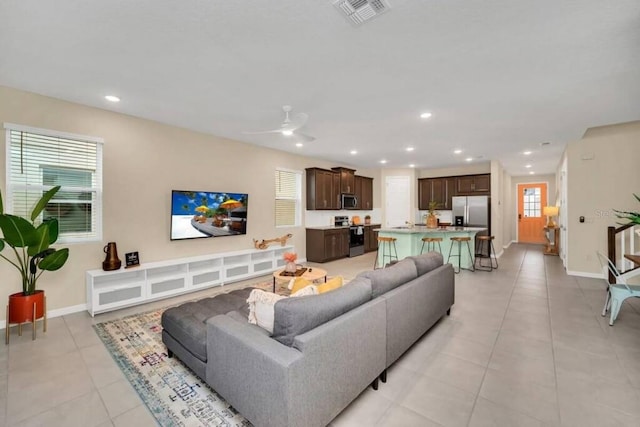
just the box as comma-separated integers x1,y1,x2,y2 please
305,208,382,227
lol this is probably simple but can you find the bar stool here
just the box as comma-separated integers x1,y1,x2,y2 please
374,237,398,269
420,237,443,255
475,235,498,271
447,236,475,273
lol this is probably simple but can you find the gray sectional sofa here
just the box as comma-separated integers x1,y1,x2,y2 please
162,252,454,427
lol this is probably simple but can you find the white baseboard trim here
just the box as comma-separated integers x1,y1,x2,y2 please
495,249,505,259
503,240,517,249
567,270,604,279
0,303,87,330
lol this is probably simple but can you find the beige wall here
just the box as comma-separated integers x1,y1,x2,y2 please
489,161,506,253
565,120,640,274
0,86,379,317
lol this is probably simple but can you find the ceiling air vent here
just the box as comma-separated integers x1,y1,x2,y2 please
332,0,390,26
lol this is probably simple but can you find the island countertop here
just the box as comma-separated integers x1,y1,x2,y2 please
374,226,486,233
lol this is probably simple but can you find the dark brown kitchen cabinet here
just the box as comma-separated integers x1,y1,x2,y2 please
418,177,455,210
364,224,380,252
306,228,349,262
455,174,490,195
306,168,339,210
332,167,356,194
355,175,374,210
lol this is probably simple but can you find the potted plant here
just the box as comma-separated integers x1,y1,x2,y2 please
0,186,70,327
615,194,640,225
425,201,439,229
364,214,371,225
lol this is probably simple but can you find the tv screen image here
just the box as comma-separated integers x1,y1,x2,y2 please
171,190,248,240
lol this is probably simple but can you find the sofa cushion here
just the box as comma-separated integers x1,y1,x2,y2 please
316,276,343,293
272,277,372,346
289,276,311,293
161,287,253,362
247,289,287,333
357,258,418,299
408,252,444,276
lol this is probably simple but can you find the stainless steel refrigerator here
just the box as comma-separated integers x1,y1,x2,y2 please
452,195,490,254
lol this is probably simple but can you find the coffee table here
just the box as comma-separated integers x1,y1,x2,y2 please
272,267,327,292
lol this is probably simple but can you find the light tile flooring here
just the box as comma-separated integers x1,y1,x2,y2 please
2,244,640,426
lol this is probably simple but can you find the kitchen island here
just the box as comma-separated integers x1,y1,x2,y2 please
374,226,487,269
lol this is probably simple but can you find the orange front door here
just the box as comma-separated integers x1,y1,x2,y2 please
517,183,547,244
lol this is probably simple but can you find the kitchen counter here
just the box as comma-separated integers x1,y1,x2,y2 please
375,226,487,269
306,224,379,230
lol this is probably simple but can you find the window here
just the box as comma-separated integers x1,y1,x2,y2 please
5,124,103,243
523,187,541,218
275,168,301,227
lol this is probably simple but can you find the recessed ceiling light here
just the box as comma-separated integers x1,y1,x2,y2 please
525,164,532,168
529,171,535,175
523,151,532,155
420,112,432,119
380,159,387,164
453,149,462,155
104,95,120,102
282,130,293,136
406,147,415,152
409,164,415,168
295,143,303,148
465,157,473,162
350,150,357,155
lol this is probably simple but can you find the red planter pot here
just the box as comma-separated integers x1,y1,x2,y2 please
8,290,45,323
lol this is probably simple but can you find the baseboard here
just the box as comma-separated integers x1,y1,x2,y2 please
0,303,87,330
495,249,505,259
503,240,517,249
566,270,604,279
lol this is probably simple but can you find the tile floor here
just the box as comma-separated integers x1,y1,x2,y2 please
2,244,640,426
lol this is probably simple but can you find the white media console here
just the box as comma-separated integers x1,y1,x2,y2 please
86,245,294,316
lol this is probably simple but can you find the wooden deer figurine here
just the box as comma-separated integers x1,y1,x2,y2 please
253,233,293,250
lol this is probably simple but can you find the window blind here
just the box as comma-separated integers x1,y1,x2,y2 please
5,125,103,242
275,169,301,227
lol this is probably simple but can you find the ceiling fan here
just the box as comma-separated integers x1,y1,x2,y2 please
244,105,315,142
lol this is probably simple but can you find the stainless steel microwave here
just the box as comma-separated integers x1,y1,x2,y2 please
341,194,358,209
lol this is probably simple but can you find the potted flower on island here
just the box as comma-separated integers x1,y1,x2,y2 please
425,201,439,229
0,186,70,336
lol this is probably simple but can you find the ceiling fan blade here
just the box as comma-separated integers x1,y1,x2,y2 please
242,129,284,135
295,132,316,142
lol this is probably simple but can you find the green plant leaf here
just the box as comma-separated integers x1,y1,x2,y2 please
0,214,38,248
28,224,51,257
38,248,69,271
0,189,4,215
43,218,59,244
0,239,4,251
30,185,61,222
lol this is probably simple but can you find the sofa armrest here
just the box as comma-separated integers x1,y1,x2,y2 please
205,314,302,427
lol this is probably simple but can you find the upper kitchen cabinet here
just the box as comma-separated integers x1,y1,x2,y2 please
332,167,356,194
306,168,339,210
355,175,373,210
455,174,490,195
418,177,456,210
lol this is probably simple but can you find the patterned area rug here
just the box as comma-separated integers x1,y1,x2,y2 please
93,281,276,427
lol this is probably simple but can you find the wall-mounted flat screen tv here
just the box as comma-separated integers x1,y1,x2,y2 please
171,190,248,241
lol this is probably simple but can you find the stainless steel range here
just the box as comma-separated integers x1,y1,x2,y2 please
334,216,364,257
